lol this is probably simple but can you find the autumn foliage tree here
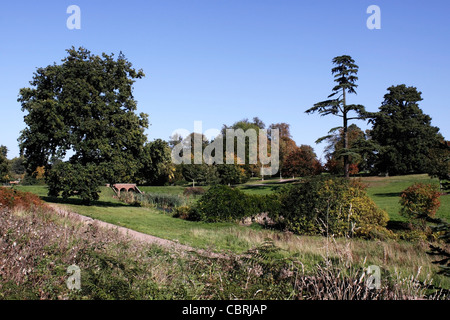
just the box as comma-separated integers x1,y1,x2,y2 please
323,124,368,175
269,123,298,177
281,145,322,178
399,183,441,229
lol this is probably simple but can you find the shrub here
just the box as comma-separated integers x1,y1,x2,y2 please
183,187,206,197
193,185,253,222
193,185,280,222
271,177,390,238
176,186,281,223
119,192,185,209
0,187,48,211
46,162,101,205
400,183,441,223
172,205,201,221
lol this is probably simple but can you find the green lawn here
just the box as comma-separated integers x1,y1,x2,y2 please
16,174,449,226
238,174,450,222
356,174,450,223
14,185,262,252
13,176,450,288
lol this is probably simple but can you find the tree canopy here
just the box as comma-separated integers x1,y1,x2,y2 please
369,85,442,176
18,47,149,203
0,146,9,183
306,55,367,178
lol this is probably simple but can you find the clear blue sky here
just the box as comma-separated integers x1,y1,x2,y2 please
1,0,449,161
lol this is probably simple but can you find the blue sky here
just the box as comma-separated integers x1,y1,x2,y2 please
1,0,449,161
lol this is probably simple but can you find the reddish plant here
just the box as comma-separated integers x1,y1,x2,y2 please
0,187,48,211
400,183,441,220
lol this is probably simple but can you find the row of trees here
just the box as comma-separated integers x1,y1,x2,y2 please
0,149,42,185
307,55,449,189
169,117,322,185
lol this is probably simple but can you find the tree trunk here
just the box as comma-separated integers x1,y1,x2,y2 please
342,89,349,178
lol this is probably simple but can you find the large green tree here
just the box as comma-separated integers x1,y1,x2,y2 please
18,47,149,203
306,55,367,178
139,139,174,186
0,146,9,183
426,140,450,192
369,85,442,175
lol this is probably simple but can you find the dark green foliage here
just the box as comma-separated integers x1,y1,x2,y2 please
369,85,442,175
194,185,253,222
46,162,101,205
10,156,26,176
323,124,372,175
216,164,250,185
139,139,174,186
181,163,221,186
190,179,389,239
18,47,149,202
0,145,9,183
192,185,278,223
272,179,325,235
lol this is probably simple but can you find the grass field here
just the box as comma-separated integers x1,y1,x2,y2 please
16,174,449,232
12,174,450,288
357,174,450,222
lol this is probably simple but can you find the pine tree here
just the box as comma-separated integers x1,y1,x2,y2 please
306,55,366,178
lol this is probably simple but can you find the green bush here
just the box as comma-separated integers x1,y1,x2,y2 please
193,185,251,222
271,177,390,238
190,178,390,239
172,205,201,221
193,185,278,222
46,162,101,205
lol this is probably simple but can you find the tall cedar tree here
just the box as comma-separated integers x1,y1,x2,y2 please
306,55,366,178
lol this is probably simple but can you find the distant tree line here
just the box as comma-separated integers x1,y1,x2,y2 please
7,48,449,203
307,55,449,190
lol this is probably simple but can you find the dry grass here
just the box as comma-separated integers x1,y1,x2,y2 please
188,226,449,289
1,189,449,300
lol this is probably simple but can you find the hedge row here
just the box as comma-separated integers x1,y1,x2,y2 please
185,185,278,223
119,192,185,209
